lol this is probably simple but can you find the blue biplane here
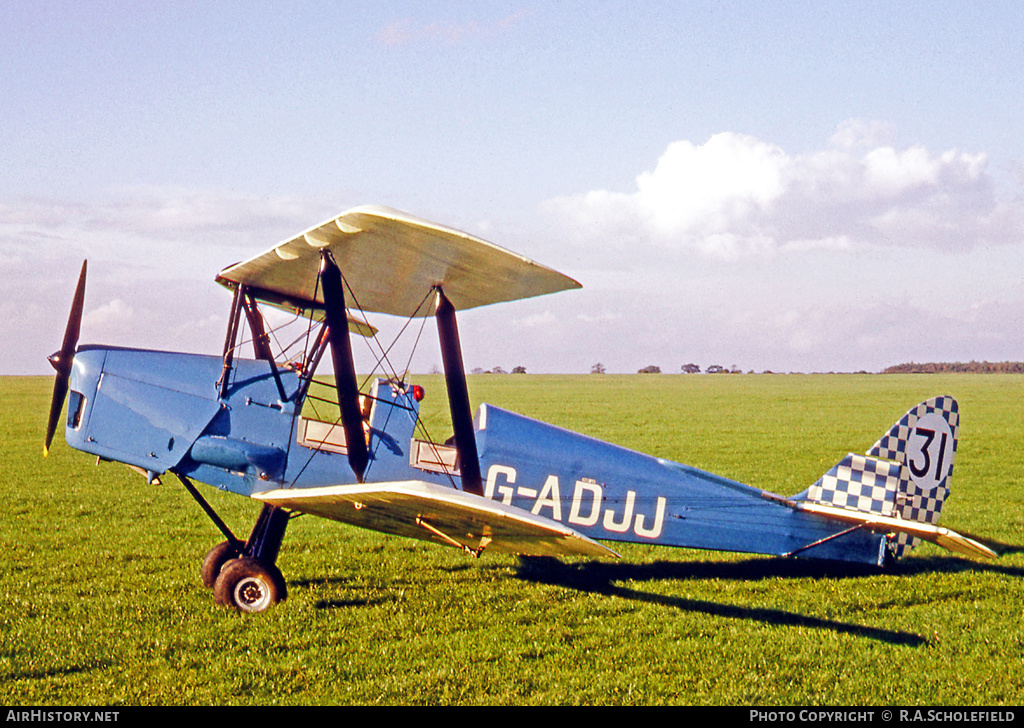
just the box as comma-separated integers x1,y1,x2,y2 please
45,206,998,612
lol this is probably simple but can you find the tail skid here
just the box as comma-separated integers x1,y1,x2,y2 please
798,396,993,560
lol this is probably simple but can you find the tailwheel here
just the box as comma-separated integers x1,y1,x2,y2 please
201,540,241,588
214,557,287,613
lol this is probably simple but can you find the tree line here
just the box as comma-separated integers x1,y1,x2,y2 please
882,361,1024,374
458,361,1024,375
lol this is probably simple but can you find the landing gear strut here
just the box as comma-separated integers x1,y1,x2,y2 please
174,471,291,613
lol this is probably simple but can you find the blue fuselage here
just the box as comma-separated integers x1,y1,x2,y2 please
65,346,887,566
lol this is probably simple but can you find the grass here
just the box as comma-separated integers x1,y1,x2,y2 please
2,373,1023,705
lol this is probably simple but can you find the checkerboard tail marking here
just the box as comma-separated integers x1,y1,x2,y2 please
804,397,958,560
806,454,902,517
867,396,959,558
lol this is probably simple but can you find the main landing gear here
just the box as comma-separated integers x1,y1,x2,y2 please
175,471,290,613
206,548,287,613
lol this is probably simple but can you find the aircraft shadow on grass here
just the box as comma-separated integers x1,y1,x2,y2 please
289,552,1023,647
287,576,411,611
506,554,1024,648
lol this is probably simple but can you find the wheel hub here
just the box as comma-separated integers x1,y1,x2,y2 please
234,576,271,612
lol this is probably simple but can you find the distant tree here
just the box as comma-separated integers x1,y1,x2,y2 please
512,366,526,374
491,366,506,374
591,363,606,374
706,364,726,374
471,367,485,374
681,363,700,374
638,365,661,374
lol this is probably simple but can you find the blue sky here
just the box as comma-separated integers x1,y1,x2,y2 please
4,2,1024,375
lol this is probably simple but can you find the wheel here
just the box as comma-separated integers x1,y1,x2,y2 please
201,540,240,589
213,557,286,613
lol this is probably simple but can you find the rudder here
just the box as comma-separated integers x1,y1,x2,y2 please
867,396,959,558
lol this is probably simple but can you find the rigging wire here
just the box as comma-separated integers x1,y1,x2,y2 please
237,255,463,492
341,277,434,391
336,277,460,489
280,264,461,489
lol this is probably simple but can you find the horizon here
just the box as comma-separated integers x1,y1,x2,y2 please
16,358,1024,380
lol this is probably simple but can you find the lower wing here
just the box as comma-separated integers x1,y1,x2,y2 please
254,480,618,559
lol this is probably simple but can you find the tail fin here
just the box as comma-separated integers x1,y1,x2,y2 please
805,396,959,560
867,395,959,557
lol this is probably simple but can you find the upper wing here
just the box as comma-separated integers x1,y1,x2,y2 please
216,206,581,318
253,480,617,559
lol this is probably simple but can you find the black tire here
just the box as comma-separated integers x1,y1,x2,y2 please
201,540,240,589
213,557,286,613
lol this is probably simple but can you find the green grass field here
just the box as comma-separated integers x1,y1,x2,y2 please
3,373,1023,705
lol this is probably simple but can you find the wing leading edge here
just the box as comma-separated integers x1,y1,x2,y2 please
216,206,581,318
254,480,617,559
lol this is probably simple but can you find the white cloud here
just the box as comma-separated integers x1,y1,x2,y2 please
82,298,134,328
0,187,350,373
512,311,556,329
0,188,347,285
526,124,1024,373
543,121,1023,261
575,311,621,323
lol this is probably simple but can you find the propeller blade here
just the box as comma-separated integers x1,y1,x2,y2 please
44,260,87,456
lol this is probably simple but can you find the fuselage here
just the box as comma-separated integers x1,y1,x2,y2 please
64,345,888,566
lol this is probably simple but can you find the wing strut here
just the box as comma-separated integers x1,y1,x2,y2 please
319,251,370,482
435,289,484,495
241,292,288,402
218,285,243,398
415,516,492,557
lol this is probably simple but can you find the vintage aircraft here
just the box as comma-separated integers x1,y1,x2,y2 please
44,206,1000,612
